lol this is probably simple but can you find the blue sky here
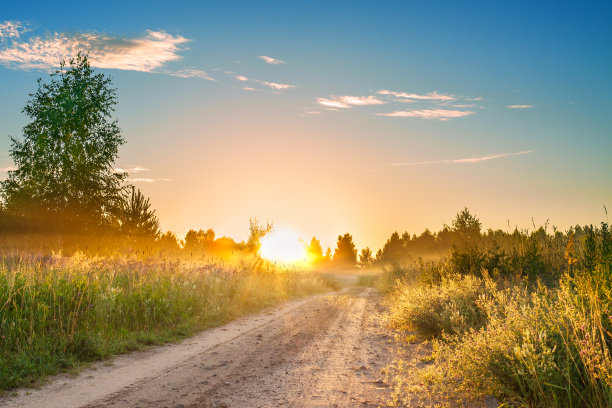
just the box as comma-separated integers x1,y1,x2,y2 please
0,1,610,250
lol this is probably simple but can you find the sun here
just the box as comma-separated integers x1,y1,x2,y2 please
259,227,306,264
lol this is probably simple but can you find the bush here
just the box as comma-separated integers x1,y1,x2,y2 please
388,274,489,339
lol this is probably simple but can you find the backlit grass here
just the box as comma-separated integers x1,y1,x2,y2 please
0,252,333,390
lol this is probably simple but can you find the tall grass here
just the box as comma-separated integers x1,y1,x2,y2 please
385,223,612,407
0,252,332,390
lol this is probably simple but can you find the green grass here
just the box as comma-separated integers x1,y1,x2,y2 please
0,253,333,390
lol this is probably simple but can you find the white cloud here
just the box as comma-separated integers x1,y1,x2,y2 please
167,68,215,81
0,29,189,72
0,21,29,40
377,109,474,120
453,104,476,108
317,97,349,109
507,105,534,109
128,177,156,183
114,165,149,173
243,86,257,91
316,95,385,109
390,150,534,166
377,89,455,101
338,95,385,106
255,80,295,90
128,177,171,183
259,55,285,64
235,75,248,81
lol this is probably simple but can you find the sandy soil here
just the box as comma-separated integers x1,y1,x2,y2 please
1,287,398,408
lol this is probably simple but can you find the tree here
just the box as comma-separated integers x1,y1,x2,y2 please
359,247,373,267
158,231,180,251
1,53,126,233
183,228,215,252
306,237,324,264
381,231,405,264
246,218,272,254
451,207,482,244
375,248,384,264
120,186,160,239
333,233,357,267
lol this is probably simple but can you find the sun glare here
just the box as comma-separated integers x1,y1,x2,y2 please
259,227,306,264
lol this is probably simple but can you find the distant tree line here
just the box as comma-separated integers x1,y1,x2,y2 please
0,52,607,278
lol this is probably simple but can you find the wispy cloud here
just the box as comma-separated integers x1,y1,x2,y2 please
243,86,257,91
0,165,17,172
390,150,534,166
259,55,285,65
317,95,385,109
114,165,150,173
128,177,156,183
128,177,171,183
378,89,455,101
377,109,474,120
0,21,29,40
235,75,248,81
317,98,350,109
255,80,295,90
166,68,215,81
0,26,190,73
507,105,534,109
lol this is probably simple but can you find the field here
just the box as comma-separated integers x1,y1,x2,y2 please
0,252,334,390
383,222,612,407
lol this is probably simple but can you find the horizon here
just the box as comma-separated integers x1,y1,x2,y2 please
1,1,611,251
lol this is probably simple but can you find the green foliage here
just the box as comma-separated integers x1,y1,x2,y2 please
1,53,126,233
0,254,332,390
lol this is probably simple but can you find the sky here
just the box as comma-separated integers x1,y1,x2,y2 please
0,1,611,251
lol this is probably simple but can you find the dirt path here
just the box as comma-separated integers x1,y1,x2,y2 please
1,287,397,408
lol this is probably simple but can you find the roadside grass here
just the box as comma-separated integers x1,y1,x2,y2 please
385,266,612,407
383,222,612,407
0,252,333,390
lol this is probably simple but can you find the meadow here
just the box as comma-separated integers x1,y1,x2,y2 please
0,251,333,390
383,220,612,407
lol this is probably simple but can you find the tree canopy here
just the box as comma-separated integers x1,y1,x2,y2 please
1,53,126,233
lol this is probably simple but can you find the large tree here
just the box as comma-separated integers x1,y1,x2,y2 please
1,53,126,232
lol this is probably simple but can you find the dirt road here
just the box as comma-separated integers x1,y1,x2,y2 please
2,287,397,408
